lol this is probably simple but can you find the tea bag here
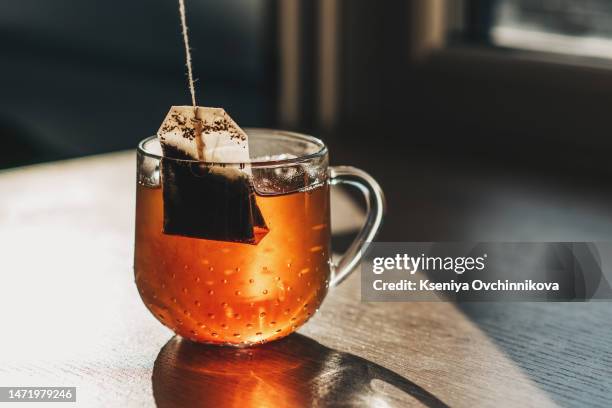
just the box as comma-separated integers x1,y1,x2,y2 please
158,106,268,244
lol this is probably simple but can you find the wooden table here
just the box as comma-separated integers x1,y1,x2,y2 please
0,152,609,407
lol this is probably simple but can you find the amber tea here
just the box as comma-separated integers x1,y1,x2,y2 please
135,181,331,345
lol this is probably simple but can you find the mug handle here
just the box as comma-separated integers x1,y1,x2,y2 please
329,166,386,287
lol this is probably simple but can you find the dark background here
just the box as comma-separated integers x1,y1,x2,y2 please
0,0,276,166
3,0,612,244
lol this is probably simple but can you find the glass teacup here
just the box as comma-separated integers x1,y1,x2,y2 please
134,129,384,346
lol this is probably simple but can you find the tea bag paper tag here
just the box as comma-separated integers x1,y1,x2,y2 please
157,106,250,167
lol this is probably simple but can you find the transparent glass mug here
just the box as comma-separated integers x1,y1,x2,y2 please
134,130,385,346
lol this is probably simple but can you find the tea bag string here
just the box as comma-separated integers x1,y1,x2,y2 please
178,0,204,159
178,0,197,114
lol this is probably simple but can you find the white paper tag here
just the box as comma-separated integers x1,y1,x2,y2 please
157,106,250,166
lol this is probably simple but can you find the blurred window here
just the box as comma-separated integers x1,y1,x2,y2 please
459,0,612,60
492,0,612,58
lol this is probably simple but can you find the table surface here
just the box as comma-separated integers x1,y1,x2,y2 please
0,152,610,408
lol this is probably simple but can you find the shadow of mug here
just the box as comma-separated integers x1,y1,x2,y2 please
153,334,448,408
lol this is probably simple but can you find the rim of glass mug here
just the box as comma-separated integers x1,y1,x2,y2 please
138,129,328,167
